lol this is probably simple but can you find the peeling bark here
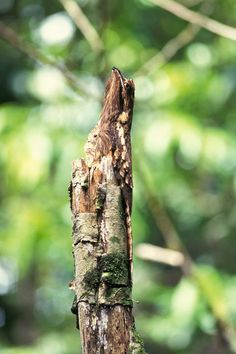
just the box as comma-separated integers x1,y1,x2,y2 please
69,68,146,354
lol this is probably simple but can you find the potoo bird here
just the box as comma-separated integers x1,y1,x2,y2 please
84,67,135,263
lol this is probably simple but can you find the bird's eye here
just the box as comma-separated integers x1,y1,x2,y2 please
125,83,132,94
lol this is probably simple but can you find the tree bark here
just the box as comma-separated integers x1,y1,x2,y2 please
69,68,146,354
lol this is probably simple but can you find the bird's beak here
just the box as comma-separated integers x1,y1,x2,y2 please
112,67,125,89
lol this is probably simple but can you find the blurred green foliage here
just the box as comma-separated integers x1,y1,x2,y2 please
0,0,236,353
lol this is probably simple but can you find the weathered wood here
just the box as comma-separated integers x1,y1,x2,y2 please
70,68,146,354
78,304,133,353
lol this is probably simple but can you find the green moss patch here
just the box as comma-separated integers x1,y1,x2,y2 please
83,269,100,290
99,252,129,286
110,236,120,244
129,327,147,354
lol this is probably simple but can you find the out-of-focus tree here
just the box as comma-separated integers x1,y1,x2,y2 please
0,0,236,353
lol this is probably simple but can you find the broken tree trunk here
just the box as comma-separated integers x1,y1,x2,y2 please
69,68,146,354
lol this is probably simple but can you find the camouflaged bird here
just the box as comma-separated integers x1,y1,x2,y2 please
84,67,135,263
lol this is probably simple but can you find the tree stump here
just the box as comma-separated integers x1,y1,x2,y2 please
69,68,146,354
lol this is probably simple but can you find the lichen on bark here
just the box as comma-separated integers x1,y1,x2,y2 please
71,162,132,306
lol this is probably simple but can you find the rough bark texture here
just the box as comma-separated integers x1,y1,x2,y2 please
69,68,146,354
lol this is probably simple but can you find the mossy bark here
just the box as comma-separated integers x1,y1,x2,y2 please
70,158,145,353
69,69,146,353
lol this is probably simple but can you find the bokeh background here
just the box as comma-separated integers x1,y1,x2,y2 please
0,0,236,353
